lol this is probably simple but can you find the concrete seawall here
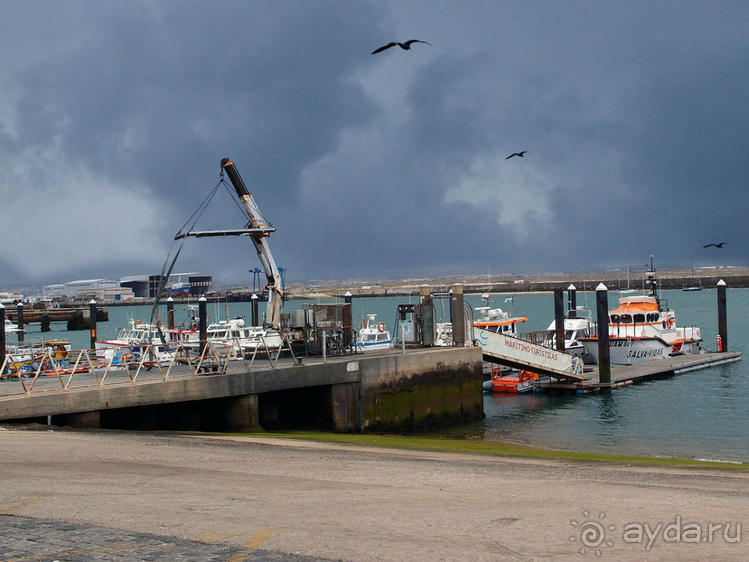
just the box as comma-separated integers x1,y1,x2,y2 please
0,347,484,433
359,347,483,432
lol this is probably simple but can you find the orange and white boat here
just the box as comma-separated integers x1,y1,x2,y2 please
473,294,527,338
483,367,547,393
580,256,702,365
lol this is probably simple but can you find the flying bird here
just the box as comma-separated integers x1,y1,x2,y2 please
371,40,432,55
505,151,529,159
703,242,727,248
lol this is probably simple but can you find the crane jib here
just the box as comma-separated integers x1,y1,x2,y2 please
220,158,250,197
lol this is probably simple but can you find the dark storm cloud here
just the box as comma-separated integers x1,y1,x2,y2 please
1,1,748,288
296,1,749,278
0,0,385,285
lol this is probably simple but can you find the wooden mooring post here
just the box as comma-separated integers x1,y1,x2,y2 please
89,300,97,350
567,284,577,318
717,279,727,351
199,296,207,355
251,294,259,327
554,288,565,351
595,283,611,392
167,297,175,330
16,302,24,342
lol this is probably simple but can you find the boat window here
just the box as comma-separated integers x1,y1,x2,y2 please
565,330,574,339
610,314,620,323
634,314,645,323
377,333,388,341
620,314,632,323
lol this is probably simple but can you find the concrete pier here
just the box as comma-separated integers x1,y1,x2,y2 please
0,347,484,433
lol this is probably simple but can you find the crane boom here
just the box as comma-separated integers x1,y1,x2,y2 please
220,157,283,329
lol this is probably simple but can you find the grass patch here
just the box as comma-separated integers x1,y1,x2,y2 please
209,429,749,471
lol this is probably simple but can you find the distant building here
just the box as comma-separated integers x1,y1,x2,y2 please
120,272,212,298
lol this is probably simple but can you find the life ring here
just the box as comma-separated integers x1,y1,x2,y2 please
377,322,386,333
666,317,675,328
360,320,366,330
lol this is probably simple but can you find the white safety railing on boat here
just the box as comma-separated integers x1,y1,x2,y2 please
0,332,298,398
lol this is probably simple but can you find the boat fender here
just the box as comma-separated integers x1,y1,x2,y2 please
377,322,386,333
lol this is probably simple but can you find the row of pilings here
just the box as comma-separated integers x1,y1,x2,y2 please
550,280,729,393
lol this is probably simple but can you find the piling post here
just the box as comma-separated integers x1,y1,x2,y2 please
89,300,97,350
554,288,565,351
567,284,577,318
420,286,434,346
322,330,327,363
0,303,5,368
166,297,175,330
199,296,207,356
595,283,611,392
343,291,353,347
16,302,24,342
450,284,465,347
717,279,727,351
251,294,259,327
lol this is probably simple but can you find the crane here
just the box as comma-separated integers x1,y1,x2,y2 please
175,158,284,329
220,158,283,328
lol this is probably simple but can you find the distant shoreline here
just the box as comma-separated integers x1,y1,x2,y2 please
29,266,749,307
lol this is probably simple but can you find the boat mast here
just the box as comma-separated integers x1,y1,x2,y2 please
645,255,661,308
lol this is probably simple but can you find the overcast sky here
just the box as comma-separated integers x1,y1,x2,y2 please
1,0,748,288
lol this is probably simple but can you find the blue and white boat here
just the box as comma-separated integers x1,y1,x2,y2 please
356,314,392,352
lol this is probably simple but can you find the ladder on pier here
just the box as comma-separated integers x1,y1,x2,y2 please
475,329,584,381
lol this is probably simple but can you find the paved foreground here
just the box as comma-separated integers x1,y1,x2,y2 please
1,428,748,561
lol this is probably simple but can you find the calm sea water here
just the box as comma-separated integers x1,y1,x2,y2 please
20,288,749,462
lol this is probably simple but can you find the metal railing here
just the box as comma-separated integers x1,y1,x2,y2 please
0,333,298,398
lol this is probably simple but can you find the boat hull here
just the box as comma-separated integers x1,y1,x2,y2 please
581,336,675,365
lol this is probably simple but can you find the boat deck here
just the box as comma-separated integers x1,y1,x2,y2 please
535,351,742,393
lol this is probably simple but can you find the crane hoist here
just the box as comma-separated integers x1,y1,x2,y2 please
175,158,284,329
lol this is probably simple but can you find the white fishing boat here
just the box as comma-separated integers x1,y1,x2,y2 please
473,294,527,338
580,257,703,365
356,314,392,352
682,266,703,292
434,322,453,346
206,317,283,355
95,319,184,362
4,319,21,333
543,308,596,363
618,266,636,294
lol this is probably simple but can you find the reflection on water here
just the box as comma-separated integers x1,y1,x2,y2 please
596,395,619,425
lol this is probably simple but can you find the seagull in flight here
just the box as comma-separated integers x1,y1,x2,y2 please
703,242,727,248
505,151,529,159
371,40,432,55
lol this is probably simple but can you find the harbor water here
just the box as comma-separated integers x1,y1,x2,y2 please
17,288,749,462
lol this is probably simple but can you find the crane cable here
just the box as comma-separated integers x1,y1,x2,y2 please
148,174,230,347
